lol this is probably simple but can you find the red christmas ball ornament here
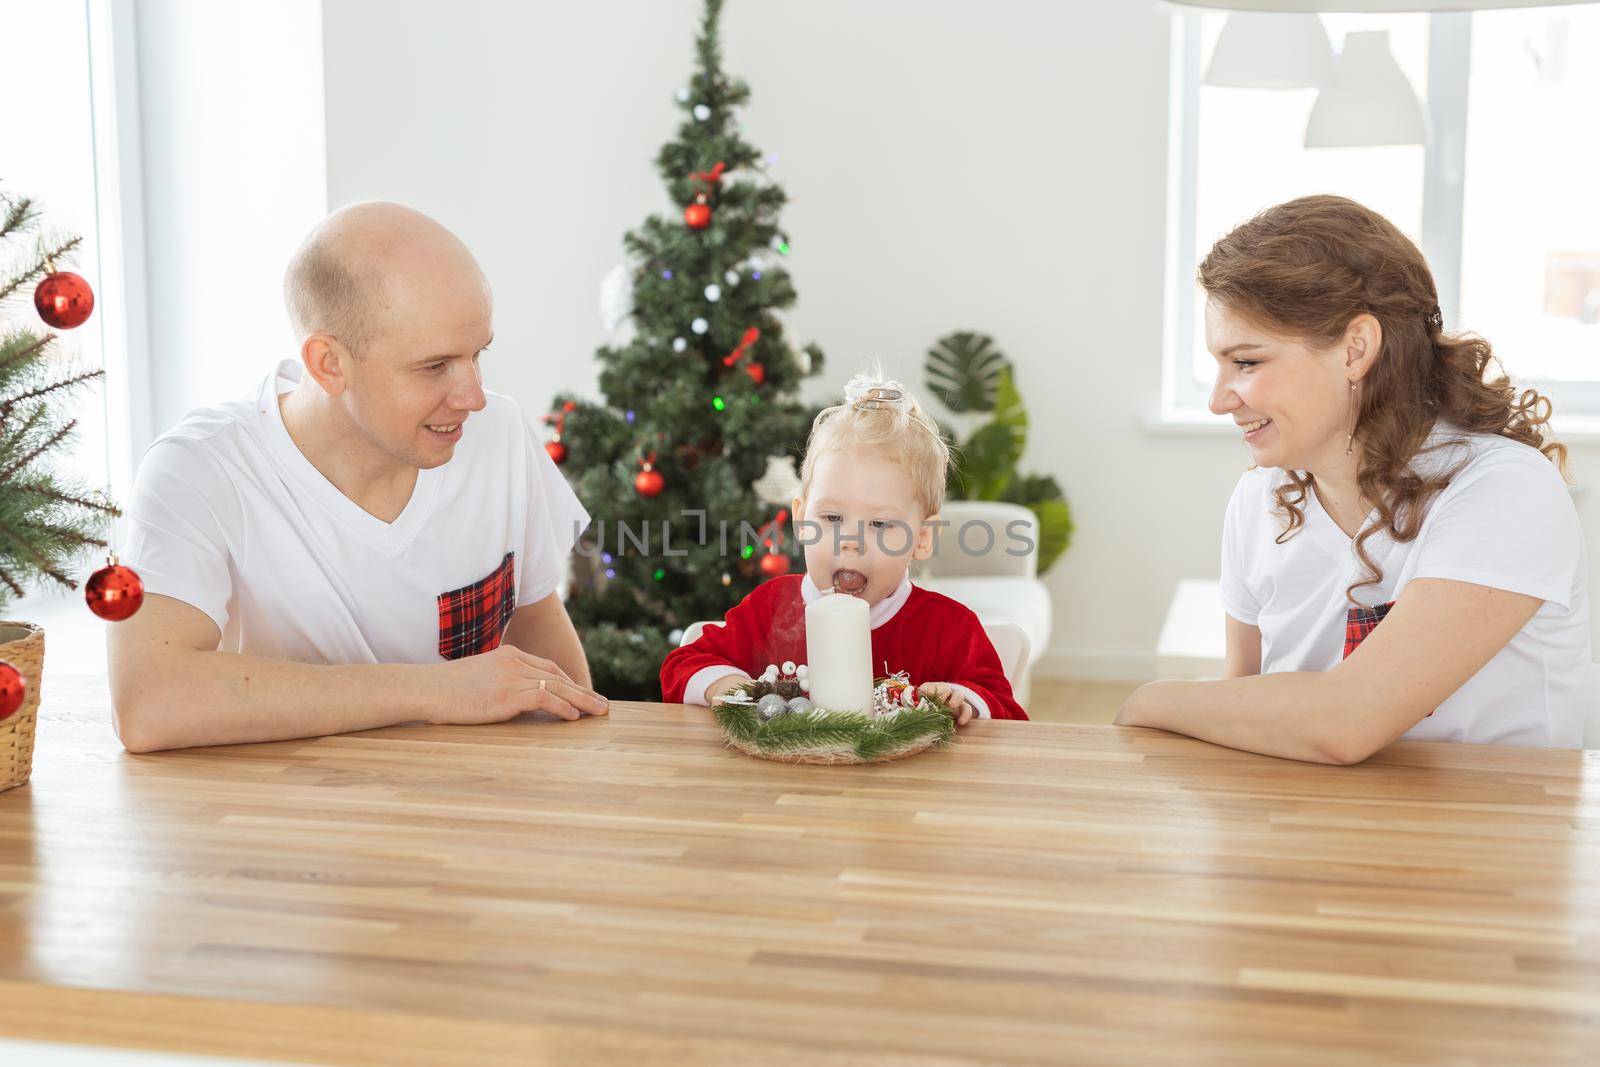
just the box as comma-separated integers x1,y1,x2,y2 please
758,551,791,577
545,439,568,465
0,661,25,721
635,464,665,498
84,557,144,622
744,361,766,385
34,271,95,330
684,195,712,231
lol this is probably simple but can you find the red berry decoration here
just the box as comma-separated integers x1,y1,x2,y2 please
545,439,568,465
635,464,665,498
85,557,144,622
34,270,95,330
0,661,25,722
744,362,766,385
684,195,712,231
758,552,791,577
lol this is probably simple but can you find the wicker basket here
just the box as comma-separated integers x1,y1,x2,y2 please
0,621,44,794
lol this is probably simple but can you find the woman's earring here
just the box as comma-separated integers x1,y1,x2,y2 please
1345,382,1358,457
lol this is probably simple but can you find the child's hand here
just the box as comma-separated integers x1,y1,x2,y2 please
918,682,976,726
705,672,750,704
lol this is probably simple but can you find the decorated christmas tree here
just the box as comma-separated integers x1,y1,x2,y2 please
0,186,119,616
1,183,143,731
548,0,825,699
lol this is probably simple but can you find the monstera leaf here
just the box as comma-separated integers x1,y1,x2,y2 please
925,331,1008,414
951,368,1027,500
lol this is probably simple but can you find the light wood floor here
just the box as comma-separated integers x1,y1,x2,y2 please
1025,677,1140,724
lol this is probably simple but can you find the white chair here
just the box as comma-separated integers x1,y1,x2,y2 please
676,619,1031,694
980,621,1030,692
915,500,1052,704
679,620,713,647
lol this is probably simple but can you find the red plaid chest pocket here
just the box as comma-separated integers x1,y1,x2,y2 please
437,551,517,660
1343,601,1395,659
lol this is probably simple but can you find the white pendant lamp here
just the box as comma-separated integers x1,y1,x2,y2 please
1304,29,1428,145
1204,13,1337,88
1168,2,1595,11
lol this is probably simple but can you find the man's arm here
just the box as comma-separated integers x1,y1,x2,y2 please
109,594,608,753
503,592,593,689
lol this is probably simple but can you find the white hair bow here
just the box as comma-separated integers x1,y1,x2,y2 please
843,374,913,412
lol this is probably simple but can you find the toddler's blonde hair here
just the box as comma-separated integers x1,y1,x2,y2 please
798,369,950,518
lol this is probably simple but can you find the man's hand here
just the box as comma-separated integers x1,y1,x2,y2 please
433,644,609,725
917,682,976,726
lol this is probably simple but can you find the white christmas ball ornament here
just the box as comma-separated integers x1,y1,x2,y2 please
693,104,712,121
724,270,740,286
691,317,709,335
672,337,688,353
676,86,691,103
704,283,721,302
597,260,635,332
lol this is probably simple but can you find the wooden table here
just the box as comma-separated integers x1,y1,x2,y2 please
2,678,1597,1066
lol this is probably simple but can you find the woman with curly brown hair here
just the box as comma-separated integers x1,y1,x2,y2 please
1117,195,1589,763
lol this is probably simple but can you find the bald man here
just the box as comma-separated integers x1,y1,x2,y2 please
109,202,607,752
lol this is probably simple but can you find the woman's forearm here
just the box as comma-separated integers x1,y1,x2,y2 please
1116,671,1384,765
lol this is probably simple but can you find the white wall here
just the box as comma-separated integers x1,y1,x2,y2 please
319,0,1598,677
134,0,327,439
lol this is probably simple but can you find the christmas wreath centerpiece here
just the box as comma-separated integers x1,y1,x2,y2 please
713,663,955,765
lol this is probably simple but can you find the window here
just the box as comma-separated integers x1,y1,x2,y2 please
0,0,138,609
1164,6,1600,419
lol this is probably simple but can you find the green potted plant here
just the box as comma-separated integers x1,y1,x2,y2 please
924,331,1074,573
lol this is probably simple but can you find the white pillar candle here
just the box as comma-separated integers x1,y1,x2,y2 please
804,591,874,713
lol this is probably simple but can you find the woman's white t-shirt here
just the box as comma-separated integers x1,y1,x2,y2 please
1220,424,1590,748
121,359,590,665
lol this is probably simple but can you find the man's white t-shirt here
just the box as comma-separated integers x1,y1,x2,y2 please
121,359,590,664
1221,424,1590,748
